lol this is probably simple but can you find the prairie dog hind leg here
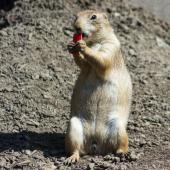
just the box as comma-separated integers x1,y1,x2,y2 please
65,117,84,164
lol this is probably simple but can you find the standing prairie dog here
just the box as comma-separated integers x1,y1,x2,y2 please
65,10,132,164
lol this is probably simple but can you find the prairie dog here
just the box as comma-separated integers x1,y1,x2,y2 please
65,10,132,164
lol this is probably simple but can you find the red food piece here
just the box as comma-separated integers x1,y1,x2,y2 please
73,33,82,43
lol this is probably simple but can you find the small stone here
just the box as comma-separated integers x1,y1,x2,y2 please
18,47,23,52
98,162,110,168
156,37,169,48
12,151,20,157
25,149,31,155
42,93,52,99
129,49,136,56
130,151,139,161
0,30,8,36
120,164,127,170
104,155,112,161
114,12,121,17
113,156,120,163
139,139,147,147
90,158,96,163
120,24,130,33
28,33,33,41
152,141,159,146
0,157,6,167
54,67,63,72
152,164,157,169
42,162,56,170
40,71,52,80
58,157,65,162
141,134,146,138
32,73,39,80
87,163,95,170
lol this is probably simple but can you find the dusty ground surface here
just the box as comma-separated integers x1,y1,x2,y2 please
0,0,170,169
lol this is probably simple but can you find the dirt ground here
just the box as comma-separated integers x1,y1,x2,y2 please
0,0,170,169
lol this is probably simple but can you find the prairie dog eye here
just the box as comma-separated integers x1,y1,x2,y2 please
90,15,97,20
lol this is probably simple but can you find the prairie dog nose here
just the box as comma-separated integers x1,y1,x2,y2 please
74,20,82,33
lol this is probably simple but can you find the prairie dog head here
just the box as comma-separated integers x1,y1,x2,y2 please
74,10,112,43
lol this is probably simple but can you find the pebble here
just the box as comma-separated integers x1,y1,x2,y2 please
0,30,8,36
0,157,6,168
139,139,147,147
18,47,23,52
156,37,169,48
58,157,65,162
113,156,120,163
129,48,136,56
87,163,95,170
99,162,110,168
120,164,127,170
32,73,40,80
25,149,31,156
40,71,52,80
104,155,112,161
28,33,33,41
114,12,121,17
130,151,139,161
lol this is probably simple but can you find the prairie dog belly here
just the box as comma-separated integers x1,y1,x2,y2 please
71,70,118,119
71,71,119,154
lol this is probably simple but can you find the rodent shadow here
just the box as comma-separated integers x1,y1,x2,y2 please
0,0,21,29
0,131,65,157
0,0,16,11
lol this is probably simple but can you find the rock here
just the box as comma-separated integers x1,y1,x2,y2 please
0,30,8,36
114,12,121,17
25,149,31,156
99,162,110,168
120,164,127,170
42,162,56,170
104,155,112,161
54,67,63,72
154,115,164,123
129,48,136,56
90,158,96,163
28,33,33,41
0,157,6,168
156,37,169,48
113,156,120,163
32,73,40,80
58,157,65,162
139,139,147,147
152,141,159,146
40,71,52,80
119,24,130,33
130,151,139,161
87,163,95,170
18,47,23,52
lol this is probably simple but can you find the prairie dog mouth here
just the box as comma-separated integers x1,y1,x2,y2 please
75,29,90,38
82,32,88,38
82,32,93,39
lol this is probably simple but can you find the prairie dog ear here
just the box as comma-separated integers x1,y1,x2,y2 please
102,12,108,20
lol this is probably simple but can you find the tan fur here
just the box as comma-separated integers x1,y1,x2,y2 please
65,10,132,163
